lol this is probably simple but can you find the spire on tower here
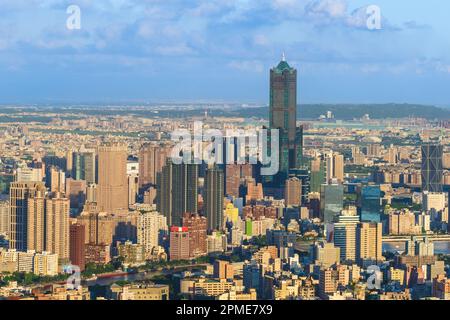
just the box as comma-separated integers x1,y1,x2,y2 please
281,51,286,62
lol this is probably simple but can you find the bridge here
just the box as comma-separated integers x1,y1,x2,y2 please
382,234,450,243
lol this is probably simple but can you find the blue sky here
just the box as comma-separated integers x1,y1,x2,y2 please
0,0,449,105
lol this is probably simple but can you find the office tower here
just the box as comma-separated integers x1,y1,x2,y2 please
182,213,207,258
357,222,383,264
48,166,65,193
359,185,382,222
314,241,341,268
213,260,234,280
333,154,344,183
69,223,86,271
169,226,190,261
421,143,443,192
326,152,344,184
157,159,198,227
320,184,344,223
204,167,224,231
139,143,168,191
72,151,96,184
284,177,301,207
334,208,359,262
97,143,129,213
27,189,45,252
310,157,325,193
9,182,46,251
0,200,9,236
137,210,168,258
45,192,70,263
269,54,301,172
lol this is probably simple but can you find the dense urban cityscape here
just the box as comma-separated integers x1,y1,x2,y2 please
0,56,449,301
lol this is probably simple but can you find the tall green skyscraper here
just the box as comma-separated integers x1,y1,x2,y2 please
268,54,303,183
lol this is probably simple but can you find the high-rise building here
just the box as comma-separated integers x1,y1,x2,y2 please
157,159,198,227
97,143,129,214
139,143,169,191
204,167,224,231
72,151,96,184
137,210,168,258
182,213,207,258
310,157,325,193
45,192,70,263
326,152,344,184
357,222,383,264
9,182,46,251
421,143,443,192
284,177,301,207
334,207,360,262
27,189,45,253
169,226,190,261
269,55,302,178
359,185,382,222
69,223,86,271
320,184,344,223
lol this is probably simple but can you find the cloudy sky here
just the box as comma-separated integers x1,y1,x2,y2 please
0,0,449,105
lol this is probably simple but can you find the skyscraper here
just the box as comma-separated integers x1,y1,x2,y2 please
137,209,168,258
45,192,70,264
356,222,383,265
421,143,443,192
269,54,303,181
69,223,86,271
9,182,46,251
157,159,198,226
27,189,45,252
139,143,169,192
320,184,344,223
204,166,224,231
72,151,96,184
97,143,129,214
